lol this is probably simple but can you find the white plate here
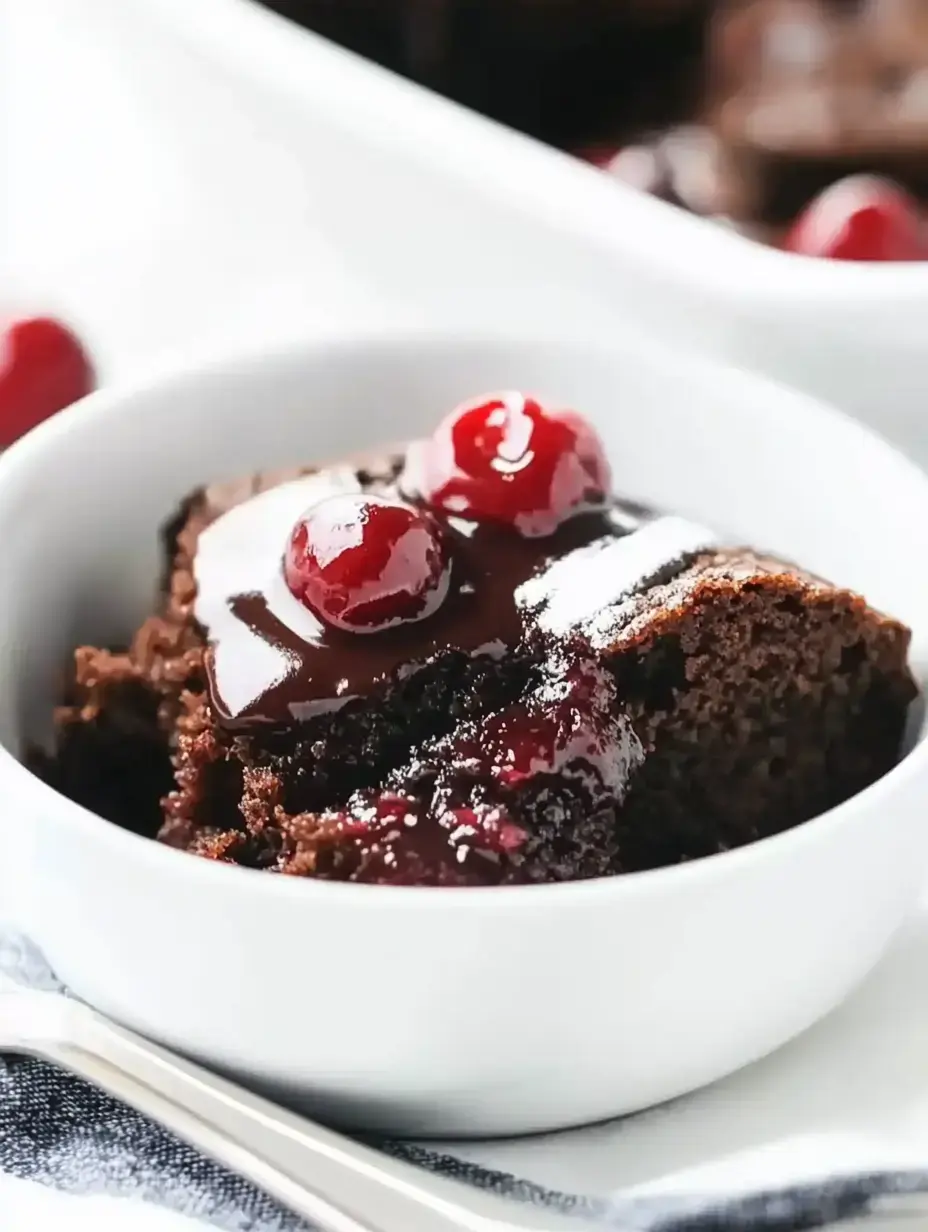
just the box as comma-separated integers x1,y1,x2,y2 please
84,0,928,465
0,1,414,380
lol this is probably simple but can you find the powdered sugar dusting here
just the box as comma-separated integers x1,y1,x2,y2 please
517,516,719,638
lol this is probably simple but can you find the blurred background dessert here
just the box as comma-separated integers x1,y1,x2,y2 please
258,0,711,148
256,0,928,259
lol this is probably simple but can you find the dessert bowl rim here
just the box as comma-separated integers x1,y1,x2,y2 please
1,327,925,907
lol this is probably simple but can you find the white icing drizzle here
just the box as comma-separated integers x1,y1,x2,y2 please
515,515,720,638
194,470,360,720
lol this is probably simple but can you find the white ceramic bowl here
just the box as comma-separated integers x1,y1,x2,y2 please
1,331,927,1139
79,0,928,466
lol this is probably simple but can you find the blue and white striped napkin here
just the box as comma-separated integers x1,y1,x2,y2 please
1,919,928,1232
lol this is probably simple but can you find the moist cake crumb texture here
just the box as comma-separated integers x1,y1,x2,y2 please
34,391,917,886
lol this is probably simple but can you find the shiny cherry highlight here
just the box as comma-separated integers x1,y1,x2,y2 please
784,176,928,262
284,494,450,633
402,391,611,536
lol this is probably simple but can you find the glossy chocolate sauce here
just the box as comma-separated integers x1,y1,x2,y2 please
193,468,717,729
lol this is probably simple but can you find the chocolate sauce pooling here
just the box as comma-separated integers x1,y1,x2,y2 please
193,469,716,728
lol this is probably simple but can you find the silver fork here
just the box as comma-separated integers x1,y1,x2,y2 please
0,985,590,1232
5,985,928,1232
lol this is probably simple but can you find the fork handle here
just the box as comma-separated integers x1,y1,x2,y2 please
16,996,928,1232
20,996,583,1232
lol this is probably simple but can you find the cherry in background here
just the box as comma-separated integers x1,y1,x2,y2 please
783,177,928,263
585,141,928,263
0,317,96,447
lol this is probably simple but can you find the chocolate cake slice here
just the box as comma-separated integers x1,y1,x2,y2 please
37,393,916,886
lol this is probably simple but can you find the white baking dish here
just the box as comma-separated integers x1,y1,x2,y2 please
59,0,928,463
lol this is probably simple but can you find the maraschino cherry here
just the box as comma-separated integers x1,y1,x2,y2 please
402,391,611,537
575,146,621,170
784,176,928,262
284,493,449,633
0,316,96,446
